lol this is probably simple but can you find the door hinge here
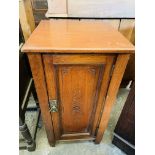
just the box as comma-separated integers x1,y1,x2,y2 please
49,100,58,112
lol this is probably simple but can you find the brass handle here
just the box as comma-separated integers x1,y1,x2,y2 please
49,100,58,112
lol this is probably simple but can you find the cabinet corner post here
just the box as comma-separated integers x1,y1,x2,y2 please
95,54,130,144
27,53,55,146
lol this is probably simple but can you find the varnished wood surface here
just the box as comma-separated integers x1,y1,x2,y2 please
58,65,101,133
43,54,114,142
27,53,55,146
59,135,95,141
22,19,134,144
53,54,107,64
43,55,61,140
95,54,130,143
91,56,115,136
22,19,134,53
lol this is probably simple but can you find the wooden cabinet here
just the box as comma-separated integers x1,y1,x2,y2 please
22,19,134,146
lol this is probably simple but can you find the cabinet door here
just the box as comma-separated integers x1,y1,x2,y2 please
43,54,115,141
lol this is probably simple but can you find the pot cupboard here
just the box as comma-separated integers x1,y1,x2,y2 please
22,19,134,146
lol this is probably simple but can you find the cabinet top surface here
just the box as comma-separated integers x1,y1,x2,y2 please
22,19,134,53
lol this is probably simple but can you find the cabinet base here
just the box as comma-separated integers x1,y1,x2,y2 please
59,135,95,142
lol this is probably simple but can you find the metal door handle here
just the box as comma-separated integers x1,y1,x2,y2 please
49,100,58,112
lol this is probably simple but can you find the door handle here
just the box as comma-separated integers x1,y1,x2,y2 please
49,100,58,112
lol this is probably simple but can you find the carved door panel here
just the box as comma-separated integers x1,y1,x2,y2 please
43,54,115,141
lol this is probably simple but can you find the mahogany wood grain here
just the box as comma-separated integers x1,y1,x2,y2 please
21,19,134,53
95,54,130,143
27,53,55,146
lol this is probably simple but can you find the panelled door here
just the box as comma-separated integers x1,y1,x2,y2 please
43,54,115,141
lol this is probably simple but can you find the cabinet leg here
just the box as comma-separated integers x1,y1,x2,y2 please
50,143,56,147
31,81,39,104
95,141,100,144
19,123,36,151
94,139,100,144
